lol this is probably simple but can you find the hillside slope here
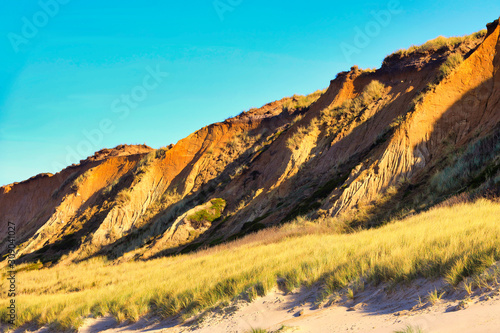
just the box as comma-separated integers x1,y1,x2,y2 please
2,199,500,331
1,18,499,265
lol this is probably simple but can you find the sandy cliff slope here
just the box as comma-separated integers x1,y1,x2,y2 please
1,18,499,264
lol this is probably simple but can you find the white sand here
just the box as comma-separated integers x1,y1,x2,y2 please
77,278,500,333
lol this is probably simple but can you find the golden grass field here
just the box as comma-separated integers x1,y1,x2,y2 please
1,199,500,330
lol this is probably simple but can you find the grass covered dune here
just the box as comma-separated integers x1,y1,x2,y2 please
2,200,500,330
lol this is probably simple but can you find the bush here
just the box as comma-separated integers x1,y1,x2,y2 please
286,126,310,150
188,198,226,223
115,190,132,206
362,80,386,104
102,179,119,196
155,147,169,159
134,152,155,176
70,169,93,191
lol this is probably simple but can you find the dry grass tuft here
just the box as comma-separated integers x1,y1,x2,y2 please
282,90,325,113
394,325,424,333
438,53,464,80
383,30,486,65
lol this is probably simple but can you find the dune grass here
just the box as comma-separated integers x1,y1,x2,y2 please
383,30,487,64
438,53,464,80
1,200,500,330
246,329,268,333
394,325,424,333
282,89,325,112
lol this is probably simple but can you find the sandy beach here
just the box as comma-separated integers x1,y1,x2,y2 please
75,277,500,333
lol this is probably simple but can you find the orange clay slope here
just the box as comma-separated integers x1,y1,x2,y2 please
1,17,499,264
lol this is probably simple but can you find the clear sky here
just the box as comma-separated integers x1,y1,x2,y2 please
0,0,499,186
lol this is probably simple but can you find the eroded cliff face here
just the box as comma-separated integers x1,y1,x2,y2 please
0,145,152,255
1,96,308,263
2,18,499,265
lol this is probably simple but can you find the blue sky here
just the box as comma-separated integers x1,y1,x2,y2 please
1,0,499,186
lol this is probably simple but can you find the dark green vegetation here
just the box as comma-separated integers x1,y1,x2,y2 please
188,198,226,224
